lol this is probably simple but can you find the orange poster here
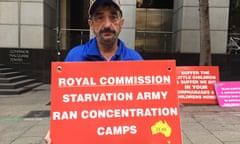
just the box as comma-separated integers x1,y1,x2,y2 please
51,60,182,144
177,66,220,104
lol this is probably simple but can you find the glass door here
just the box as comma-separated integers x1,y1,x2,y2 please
59,0,90,51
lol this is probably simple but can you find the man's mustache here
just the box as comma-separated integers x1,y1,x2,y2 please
100,28,116,34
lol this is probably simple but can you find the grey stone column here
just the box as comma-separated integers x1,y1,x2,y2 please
172,0,229,54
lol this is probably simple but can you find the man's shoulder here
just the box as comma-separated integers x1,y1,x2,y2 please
64,39,98,62
64,44,88,62
120,44,143,60
70,44,86,52
71,39,95,51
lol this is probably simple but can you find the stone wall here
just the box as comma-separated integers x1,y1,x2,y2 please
0,0,56,49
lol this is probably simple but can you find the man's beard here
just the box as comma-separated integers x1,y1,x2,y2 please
96,28,119,46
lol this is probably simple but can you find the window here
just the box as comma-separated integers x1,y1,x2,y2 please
135,0,174,53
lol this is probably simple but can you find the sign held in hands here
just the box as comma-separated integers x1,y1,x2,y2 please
51,60,182,144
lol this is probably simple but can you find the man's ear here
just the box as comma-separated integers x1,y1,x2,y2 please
120,18,125,29
88,19,93,30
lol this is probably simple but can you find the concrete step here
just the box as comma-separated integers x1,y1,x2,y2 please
0,82,42,95
0,67,14,73
0,79,37,89
0,75,28,83
0,64,42,95
0,64,5,67
0,71,21,78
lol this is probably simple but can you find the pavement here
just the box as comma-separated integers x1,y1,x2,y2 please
0,84,240,144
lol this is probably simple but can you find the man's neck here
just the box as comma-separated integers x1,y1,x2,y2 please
98,42,118,61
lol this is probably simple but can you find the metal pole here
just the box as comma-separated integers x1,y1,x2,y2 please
56,0,61,61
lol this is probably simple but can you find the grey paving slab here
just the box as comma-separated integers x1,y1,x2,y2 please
0,85,50,144
181,123,222,144
181,131,193,144
0,121,37,144
22,121,49,137
180,105,240,144
213,130,240,142
224,142,240,144
11,137,45,144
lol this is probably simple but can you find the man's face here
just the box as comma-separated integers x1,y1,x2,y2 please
88,5,124,46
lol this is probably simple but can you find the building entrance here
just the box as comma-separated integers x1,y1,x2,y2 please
59,0,90,51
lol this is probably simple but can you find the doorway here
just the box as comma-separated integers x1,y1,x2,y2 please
60,0,90,50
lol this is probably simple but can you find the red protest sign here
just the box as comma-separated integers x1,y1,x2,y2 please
51,60,182,144
176,66,220,104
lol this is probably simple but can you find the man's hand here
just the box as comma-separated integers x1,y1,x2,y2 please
44,130,51,144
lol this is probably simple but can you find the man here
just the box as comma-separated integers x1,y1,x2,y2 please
45,0,142,143
64,0,142,62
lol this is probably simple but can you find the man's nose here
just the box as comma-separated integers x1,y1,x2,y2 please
103,17,112,28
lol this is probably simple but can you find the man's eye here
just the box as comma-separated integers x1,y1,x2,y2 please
110,15,118,20
95,16,104,20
